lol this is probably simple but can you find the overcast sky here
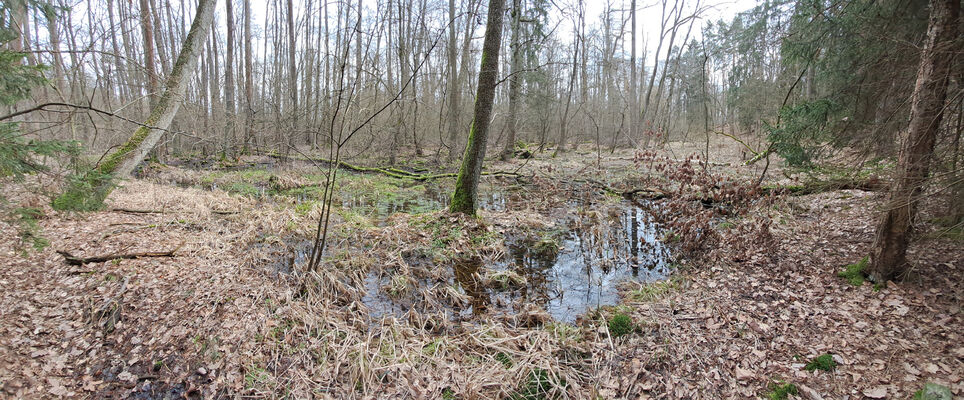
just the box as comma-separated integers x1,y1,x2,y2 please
242,0,761,62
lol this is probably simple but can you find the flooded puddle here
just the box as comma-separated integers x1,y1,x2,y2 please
362,201,671,324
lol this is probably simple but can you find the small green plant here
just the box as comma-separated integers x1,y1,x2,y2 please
244,364,270,390
607,313,634,338
913,382,952,400
152,359,164,371
803,354,836,372
441,387,457,400
494,352,513,368
511,368,566,400
766,381,798,400
838,256,868,286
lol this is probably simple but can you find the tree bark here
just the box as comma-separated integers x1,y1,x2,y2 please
500,0,523,161
225,0,237,156
867,0,959,282
450,0,506,215
243,0,254,152
139,0,159,107
445,0,460,162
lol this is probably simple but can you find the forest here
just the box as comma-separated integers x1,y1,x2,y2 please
0,0,961,397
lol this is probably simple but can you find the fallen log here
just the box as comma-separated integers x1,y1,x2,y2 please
763,177,887,196
585,179,668,200
261,151,521,181
57,243,183,265
110,207,239,215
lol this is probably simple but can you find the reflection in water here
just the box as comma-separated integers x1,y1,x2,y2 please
441,203,670,323
452,257,487,315
357,200,671,324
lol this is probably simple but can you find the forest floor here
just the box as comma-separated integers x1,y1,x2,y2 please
1,140,961,399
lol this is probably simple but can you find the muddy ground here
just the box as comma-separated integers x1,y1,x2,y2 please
1,142,961,399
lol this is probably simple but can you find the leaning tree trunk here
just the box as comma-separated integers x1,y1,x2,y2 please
450,0,506,215
54,0,218,211
867,0,959,282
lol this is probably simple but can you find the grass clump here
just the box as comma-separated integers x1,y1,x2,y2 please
803,353,836,372
630,277,681,302
494,352,513,368
607,313,634,338
766,381,798,400
838,256,868,286
511,368,566,400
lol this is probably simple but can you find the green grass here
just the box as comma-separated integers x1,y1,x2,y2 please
838,256,868,286
494,352,513,368
607,313,634,338
510,368,566,400
803,354,836,372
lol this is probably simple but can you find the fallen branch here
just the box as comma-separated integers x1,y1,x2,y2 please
110,207,167,214
57,242,184,265
262,151,520,181
585,179,668,200
110,207,239,215
712,131,760,157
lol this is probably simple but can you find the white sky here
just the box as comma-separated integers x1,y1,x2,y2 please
244,0,761,61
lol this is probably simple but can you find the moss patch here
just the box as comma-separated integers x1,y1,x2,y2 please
607,313,634,338
766,382,798,400
913,382,953,400
838,256,868,286
803,353,836,372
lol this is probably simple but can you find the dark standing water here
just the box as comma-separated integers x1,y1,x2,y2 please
491,204,669,322
362,201,671,324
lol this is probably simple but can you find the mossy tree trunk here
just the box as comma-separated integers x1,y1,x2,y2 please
55,0,217,210
868,0,959,282
450,0,506,215
107,0,217,178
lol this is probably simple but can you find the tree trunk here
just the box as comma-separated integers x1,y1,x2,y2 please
445,0,460,162
225,0,236,157
450,0,506,215
867,0,959,282
243,0,254,152
500,0,523,161
54,0,218,210
286,0,298,145
139,0,159,107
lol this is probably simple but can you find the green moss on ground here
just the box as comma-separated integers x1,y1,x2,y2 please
803,354,836,372
766,381,798,400
607,313,634,338
913,382,952,400
838,256,868,286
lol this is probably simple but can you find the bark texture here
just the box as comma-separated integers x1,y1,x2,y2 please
450,0,506,215
868,0,959,282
